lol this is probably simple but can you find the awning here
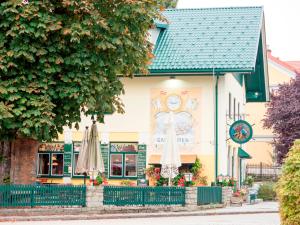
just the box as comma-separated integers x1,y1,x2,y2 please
148,154,197,165
238,147,252,159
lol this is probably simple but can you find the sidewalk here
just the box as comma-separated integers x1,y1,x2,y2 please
0,202,279,222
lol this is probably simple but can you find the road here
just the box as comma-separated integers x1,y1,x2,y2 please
2,213,280,225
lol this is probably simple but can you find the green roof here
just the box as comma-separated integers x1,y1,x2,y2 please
150,7,263,72
147,7,269,102
238,147,252,159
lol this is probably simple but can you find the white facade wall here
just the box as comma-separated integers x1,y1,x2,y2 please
72,74,246,181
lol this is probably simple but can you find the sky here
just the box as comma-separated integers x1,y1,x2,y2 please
177,0,300,61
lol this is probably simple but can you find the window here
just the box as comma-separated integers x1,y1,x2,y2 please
227,146,231,176
51,153,64,176
37,153,50,176
233,98,236,121
109,143,138,178
125,155,137,177
238,102,240,120
228,93,232,118
110,154,123,177
37,142,64,177
232,148,236,177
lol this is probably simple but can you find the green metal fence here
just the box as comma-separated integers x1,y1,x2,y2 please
103,186,185,206
0,185,86,208
197,186,222,205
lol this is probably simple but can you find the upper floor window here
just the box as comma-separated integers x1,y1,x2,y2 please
233,98,236,121
228,93,232,118
238,102,240,120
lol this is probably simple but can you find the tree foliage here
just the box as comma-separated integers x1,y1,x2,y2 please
263,77,300,164
0,0,163,141
277,140,300,225
161,0,177,8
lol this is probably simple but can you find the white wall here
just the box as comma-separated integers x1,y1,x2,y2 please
218,73,246,176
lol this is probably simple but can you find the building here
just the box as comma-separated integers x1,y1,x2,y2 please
245,50,299,167
36,7,269,185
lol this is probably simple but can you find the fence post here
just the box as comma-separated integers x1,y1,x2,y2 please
142,188,145,206
30,186,35,208
185,187,197,207
86,186,103,207
260,162,263,180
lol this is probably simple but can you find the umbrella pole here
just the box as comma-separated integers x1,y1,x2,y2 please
83,172,87,185
168,177,171,186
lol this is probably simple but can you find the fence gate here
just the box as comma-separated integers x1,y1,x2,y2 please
103,186,185,206
0,185,86,208
197,186,222,205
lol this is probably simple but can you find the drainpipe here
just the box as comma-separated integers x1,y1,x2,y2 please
215,74,219,183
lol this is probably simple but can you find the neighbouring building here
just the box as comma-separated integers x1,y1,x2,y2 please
245,50,299,169
35,7,269,186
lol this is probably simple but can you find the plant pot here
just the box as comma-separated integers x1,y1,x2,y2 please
230,196,243,206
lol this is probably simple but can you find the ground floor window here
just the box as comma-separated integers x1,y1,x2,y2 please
37,152,64,177
109,143,138,178
37,153,50,176
51,153,64,175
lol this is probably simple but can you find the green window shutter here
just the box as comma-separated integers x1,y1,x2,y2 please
137,145,147,179
63,144,72,177
100,144,109,177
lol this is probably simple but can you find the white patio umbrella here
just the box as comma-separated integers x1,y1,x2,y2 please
87,121,105,182
75,126,89,184
160,111,181,186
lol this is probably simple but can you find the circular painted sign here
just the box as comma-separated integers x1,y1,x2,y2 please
229,120,253,144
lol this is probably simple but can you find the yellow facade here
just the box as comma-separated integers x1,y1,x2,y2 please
245,53,296,164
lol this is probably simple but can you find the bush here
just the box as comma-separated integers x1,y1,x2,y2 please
257,182,276,201
243,176,254,187
277,140,300,225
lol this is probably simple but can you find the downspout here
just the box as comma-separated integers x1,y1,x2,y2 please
215,74,219,183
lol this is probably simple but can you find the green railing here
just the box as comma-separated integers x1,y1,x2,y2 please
103,186,185,206
197,186,222,205
0,185,86,208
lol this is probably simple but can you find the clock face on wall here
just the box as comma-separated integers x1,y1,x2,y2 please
166,95,181,111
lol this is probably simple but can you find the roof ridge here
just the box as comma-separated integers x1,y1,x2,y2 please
165,6,263,11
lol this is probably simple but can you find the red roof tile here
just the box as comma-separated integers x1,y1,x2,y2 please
267,50,299,74
286,61,300,74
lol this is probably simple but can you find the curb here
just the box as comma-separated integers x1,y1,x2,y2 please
0,210,279,222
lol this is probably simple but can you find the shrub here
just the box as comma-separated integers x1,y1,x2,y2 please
243,176,254,187
120,180,135,186
257,182,276,201
277,140,300,225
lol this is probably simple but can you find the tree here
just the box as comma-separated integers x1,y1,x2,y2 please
0,0,163,183
263,76,300,164
161,0,178,8
277,140,300,225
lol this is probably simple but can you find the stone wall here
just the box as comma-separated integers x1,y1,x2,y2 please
10,138,39,184
222,187,233,206
86,186,103,207
185,187,197,207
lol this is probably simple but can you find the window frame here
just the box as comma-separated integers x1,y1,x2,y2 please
238,102,240,120
109,142,138,179
50,153,64,177
37,153,51,176
228,93,232,118
233,97,236,121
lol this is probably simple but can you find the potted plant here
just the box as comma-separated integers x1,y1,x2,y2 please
230,190,244,206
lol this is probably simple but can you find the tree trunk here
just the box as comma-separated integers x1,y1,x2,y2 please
10,138,39,184
0,141,11,184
